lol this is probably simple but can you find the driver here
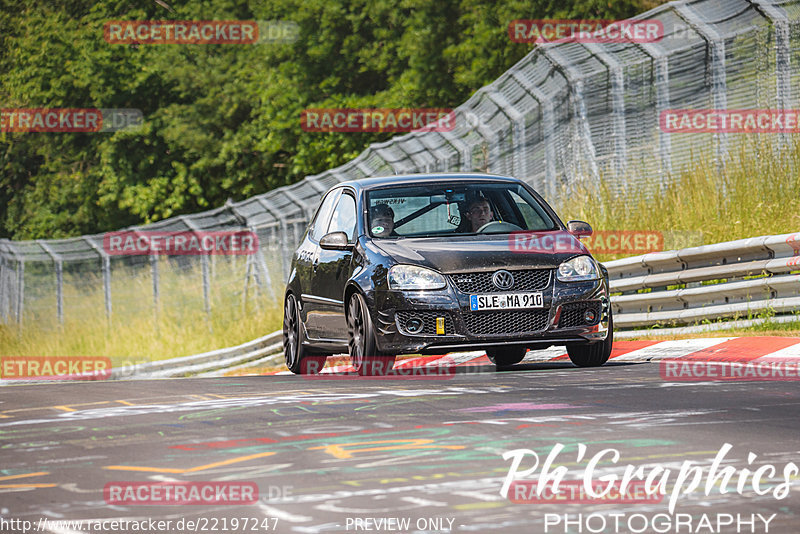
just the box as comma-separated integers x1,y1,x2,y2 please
465,197,494,232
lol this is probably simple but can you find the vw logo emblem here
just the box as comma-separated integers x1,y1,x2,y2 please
492,270,514,290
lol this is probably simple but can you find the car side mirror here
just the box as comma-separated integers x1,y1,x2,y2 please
567,220,593,238
319,231,352,250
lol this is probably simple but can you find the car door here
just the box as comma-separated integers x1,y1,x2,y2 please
300,188,340,339
310,190,358,341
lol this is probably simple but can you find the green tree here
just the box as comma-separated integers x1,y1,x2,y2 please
0,0,649,239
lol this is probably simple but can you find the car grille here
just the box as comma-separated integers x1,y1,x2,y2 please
463,310,549,336
558,302,602,328
396,311,455,336
449,269,551,293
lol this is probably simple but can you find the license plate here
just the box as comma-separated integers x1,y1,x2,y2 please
469,292,543,311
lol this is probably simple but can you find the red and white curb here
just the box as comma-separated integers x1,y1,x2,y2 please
264,337,800,375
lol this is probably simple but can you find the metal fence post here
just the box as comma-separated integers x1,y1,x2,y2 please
374,145,415,175
485,88,527,180
438,129,473,171
38,241,63,325
636,41,672,180
150,253,159,326
225,202,255,312
582,42,628,178
510,69,558,199
249,226,274,301
16,259,24,327
0,254,7,323
132,229,160,327
674,2,728,166
255,197,289,282
179,216,211,327
542,46,601,186
84,237,112,322
413,133,458,172
750,0,791,148
462,100,499,173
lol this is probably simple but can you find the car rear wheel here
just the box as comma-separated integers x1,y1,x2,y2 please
347,292,396,376
283,294,327,374
566,314,613,367
486,346,527,368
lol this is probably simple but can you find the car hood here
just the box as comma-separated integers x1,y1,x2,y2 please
372,231,589,274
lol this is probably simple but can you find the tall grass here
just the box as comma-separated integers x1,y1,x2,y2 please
559,137,800,262
0,257,283,366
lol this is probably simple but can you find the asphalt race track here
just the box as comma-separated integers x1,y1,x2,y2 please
1,354,799,534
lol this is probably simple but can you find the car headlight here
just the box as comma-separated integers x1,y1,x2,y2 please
388,265,447,290
557,255,600,282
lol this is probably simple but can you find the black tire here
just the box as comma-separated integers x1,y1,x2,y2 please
486,346,527,368
567,314,614,367
346,292,396,376
283,294,327,375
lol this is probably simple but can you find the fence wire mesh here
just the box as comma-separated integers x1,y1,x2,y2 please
2,0,799,330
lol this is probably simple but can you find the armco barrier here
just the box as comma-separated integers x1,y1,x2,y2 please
0,332,284,384
111,331,282,379
606,232,800,329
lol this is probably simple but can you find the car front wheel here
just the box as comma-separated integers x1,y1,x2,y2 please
566,315,613,367
347,292,396,376
283,294,327,374
486,346,527,368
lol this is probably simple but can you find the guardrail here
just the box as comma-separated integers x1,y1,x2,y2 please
111,331,283,379
606,232,800,329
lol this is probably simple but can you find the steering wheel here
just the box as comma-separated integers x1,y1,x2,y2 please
476,221,523,233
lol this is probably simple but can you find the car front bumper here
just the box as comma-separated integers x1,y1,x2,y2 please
366,273,611,355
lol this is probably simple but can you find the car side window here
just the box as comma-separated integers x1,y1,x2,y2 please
309,190,341,242
327,193,357,242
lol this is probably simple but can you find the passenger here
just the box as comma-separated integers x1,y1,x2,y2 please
369,204,396,237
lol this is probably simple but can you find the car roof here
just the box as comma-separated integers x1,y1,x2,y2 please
336,173,523,192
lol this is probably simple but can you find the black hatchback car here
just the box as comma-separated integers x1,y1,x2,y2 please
283,173,612,375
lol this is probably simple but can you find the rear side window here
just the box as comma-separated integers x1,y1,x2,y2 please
309,189,341,241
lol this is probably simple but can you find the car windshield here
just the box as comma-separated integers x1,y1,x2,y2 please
366,182,558,238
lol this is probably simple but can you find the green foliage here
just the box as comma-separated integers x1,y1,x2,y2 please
0,0,648,239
